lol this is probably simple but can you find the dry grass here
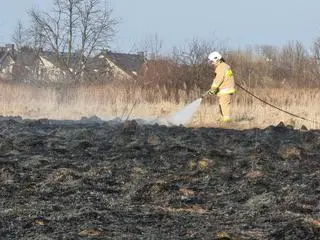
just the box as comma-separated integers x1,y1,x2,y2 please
0,82,319,129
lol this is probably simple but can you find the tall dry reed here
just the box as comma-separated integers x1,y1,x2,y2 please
0,82,319,129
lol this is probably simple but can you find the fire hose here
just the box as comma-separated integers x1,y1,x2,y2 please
202,83,320,125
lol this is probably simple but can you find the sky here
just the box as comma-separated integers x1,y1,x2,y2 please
1,0,320,54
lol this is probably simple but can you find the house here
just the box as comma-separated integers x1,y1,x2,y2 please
37,50,147,83
92,50,147,79
12,47,41,83
38,51,85,83
0,44,16,79
10,46,147,84
12,48,84,83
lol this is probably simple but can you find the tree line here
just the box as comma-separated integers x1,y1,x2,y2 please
10,0,320,94
136,38,320,103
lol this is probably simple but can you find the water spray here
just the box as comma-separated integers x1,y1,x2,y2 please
167,91,209,126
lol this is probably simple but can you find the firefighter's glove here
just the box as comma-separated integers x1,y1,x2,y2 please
208,88,219,95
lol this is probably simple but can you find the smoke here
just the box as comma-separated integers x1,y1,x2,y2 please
94,98,202,127
32,98,203,127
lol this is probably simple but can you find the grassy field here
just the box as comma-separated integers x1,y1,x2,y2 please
1,82,319,129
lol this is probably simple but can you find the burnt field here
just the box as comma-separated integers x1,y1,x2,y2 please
0,116,319,239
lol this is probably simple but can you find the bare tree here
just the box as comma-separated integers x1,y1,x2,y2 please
279,41,307,86
12,20,29,50
312,37,320,61
171,38,217,92
29,0,118,79
257,44,278,62
140,33,163,60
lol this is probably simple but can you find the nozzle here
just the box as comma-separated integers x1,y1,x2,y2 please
201,91,209,98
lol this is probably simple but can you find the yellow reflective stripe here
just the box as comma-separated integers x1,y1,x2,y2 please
225,69,233,78
217,88,236,95
221,116,232,122
211,83,220,88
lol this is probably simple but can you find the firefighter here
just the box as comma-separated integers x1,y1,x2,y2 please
207,51,236,122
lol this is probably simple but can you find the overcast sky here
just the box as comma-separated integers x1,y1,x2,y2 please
1,0,320,53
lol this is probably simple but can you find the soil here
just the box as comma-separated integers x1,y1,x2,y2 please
0,116,319,239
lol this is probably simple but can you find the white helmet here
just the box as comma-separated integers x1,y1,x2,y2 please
208,51,222,64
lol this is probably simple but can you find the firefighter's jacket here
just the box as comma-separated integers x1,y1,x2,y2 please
211,61,236,96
